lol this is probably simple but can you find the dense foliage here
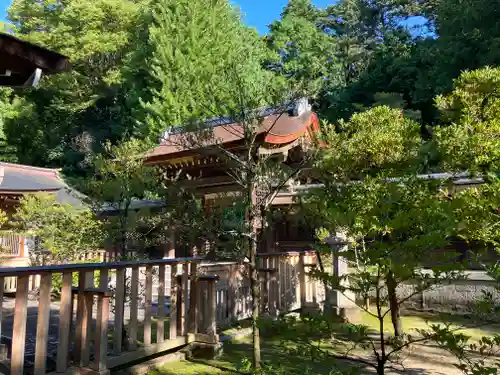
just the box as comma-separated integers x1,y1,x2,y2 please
1,1,500,373
1,0,500,173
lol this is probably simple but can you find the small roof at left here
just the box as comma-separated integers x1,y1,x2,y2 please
0,162,84,207
0,32,69,87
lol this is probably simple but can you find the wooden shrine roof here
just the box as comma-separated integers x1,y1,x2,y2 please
146,104,320,165
0,32,69,87
0,162,84,206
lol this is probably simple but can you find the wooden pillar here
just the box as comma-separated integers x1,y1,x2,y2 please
227,265,237,321
157,265,166,343
11,276,29,375
95,290,111,374
169,265,178,339
181,262,189,335
269,268,278,317
144,265,153,345
298,253,306,309
200,276,219,339
128,267,139,350
79,292,93,367
56,272,73,373
259,270,269,313
75,271,94,363
164,231,175,259
34,274,52,375
113,268,125,354
0,276,5,360
188,262,199,334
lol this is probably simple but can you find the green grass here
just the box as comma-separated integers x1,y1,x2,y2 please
360,308,500,341
150,338,359,375
148,310,500,375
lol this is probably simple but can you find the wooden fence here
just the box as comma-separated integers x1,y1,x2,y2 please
200,251,324,327
0,233,21,257
0,251,323,374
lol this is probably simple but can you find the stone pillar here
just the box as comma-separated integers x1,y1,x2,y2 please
325,231,359,321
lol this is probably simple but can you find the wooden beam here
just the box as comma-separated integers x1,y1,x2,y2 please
106,336,192,369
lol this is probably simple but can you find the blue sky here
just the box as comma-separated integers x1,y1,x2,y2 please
1,0,425,35
0,0,331,33
234,0,332,33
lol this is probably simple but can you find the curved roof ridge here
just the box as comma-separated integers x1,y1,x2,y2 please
0,162,61,179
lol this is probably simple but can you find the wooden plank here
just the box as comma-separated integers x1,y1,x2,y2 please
207,280,217,337
95,291,110,372
144,265,153,346
34,273,52,375
188,262,198,333
106,336,191,369
0,257,202,278
128,266,139,350
74,271,87,363
80,292,93,367
57,272,73,372
157,265,165,343
114,268,125,354
0,277,4,340
11,275,29,375
299,254,306,309
99,268,109,289
95,268,109,371
269,270,277,317
181,262,189,336
169,265,177,339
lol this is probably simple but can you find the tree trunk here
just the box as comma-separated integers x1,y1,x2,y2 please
250,257,261,369
386,270,403,337
246,178,261,370
376,360,386,375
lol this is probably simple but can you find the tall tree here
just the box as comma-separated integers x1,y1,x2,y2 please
144,1,307,369
266,0,337,97
143,0,276,138
4,0,147,174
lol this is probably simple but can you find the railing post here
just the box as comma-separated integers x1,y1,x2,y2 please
177,263,189,336
209,277,218,338
169,265,178,339
113,268,125,354
157,265,166,343
80,291,93,367
299,253,306,309
260,269,269,314
0,276,5,361
188,262,199,334
57,272,73,372
128,266,139,350
11,275,29,375
144,265,153,345
34,273,52,375
269,269,278,317
201,275,219,340
95,289,111,375
75,271,93,363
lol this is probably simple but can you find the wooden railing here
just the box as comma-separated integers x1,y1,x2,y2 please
0,251,324,374
0,232,21,257
0,257,220,375
199,251,324,327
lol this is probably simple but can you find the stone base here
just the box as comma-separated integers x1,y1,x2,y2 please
330,306,361,323
300,302,322,316
0,345,7,361
183,341,223,360
77,368,110,375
